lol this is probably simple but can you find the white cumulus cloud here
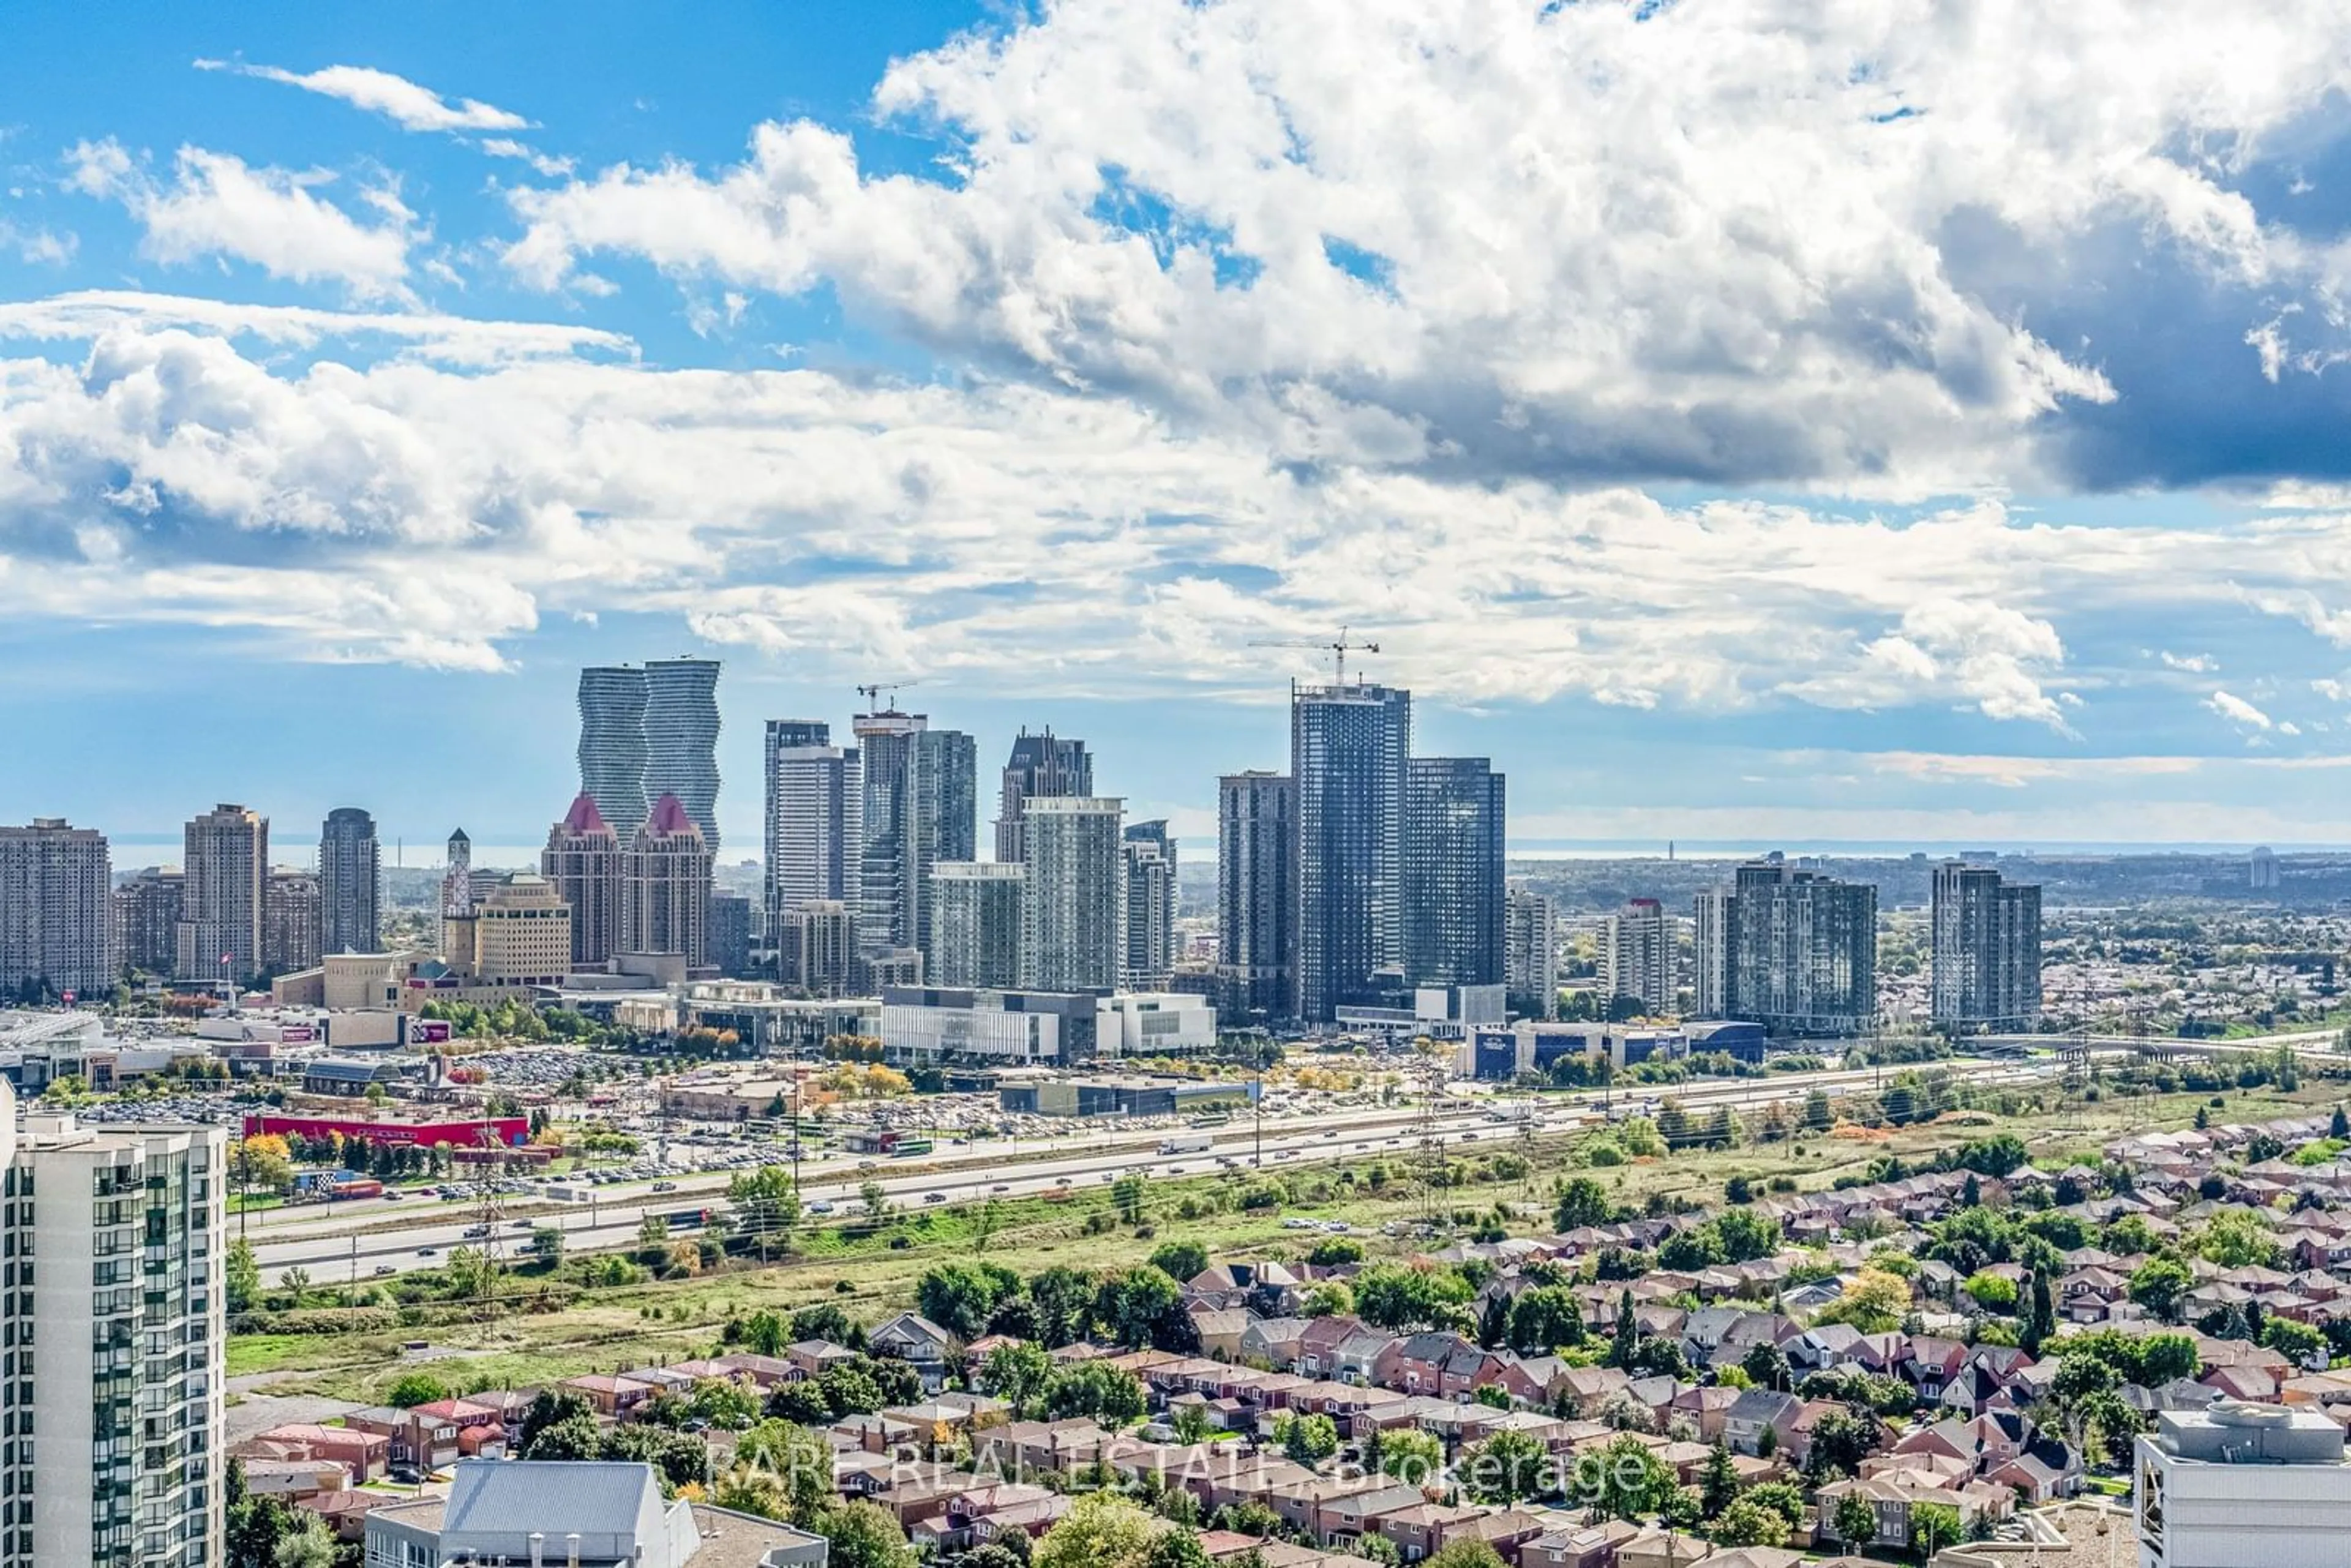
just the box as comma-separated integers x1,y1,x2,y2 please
67,140,416,299
0,315,2340,716
493,0,2351,493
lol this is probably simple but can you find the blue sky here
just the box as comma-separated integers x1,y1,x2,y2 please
6,0,2351,866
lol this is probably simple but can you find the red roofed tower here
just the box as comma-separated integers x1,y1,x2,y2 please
542,792,623,966
624,792,711,966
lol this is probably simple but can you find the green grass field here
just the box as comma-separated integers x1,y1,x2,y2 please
228,1073,2341,1408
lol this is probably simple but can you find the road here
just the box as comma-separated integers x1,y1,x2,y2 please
255,1056,2055,1285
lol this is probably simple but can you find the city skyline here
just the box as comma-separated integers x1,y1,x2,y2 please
6,7,2351,852
6,6,2351,1561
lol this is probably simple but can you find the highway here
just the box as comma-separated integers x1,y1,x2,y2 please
254,1056,2057,1285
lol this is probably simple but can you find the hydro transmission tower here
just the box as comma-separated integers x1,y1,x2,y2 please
473,1120,509,1318
1415,1043,1449,1231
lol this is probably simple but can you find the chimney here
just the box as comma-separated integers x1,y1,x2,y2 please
530,1534,545,1568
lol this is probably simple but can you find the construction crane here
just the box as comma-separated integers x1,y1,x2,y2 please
1248,626,1381,685
854,679,920,713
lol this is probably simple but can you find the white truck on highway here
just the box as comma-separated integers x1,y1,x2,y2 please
1158,1133,1214,1155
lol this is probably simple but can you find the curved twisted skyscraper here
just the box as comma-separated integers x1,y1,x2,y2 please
643,657,722,852
577,666,651,838
577,659,723,852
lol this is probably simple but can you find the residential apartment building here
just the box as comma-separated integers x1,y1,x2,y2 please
1292,681,1411,1022
110,869,182,978
622,794,711,964
763,720,861,964
174,804,266,985
1693,885,1729,1019
577,664,651,841
543,792,624,966
1216,771,1294,1023
1694,858,1877,1037
1930,861,2041,1032
0,818,111,1001
707,893,752,978
578,658,724,850
315,807,380,956
1603,898,1676,1015
640,657,723,852
1121,820,1177,991
778,901,857,998
1401,757,1504,991
994,729,1092,866
855,707,975,962
1021,797,1124,994
1503,885,1557,1020
261,871,321,976
929,863,1023,989
2,1105,227,1568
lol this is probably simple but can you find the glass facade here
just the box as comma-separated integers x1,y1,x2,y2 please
1401,757,1505,989
1291,682,1411,1022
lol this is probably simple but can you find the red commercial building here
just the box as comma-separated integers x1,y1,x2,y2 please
241,1112,528,1149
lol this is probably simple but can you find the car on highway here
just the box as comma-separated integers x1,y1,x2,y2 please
923,1192,948,1204
373,1264,397,1275
463,1225,490,1238
652,1181,677,1192
808,1200,835,1215
416,1246,438,1256
512,1218,533,1229
991,1183,1011,1192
